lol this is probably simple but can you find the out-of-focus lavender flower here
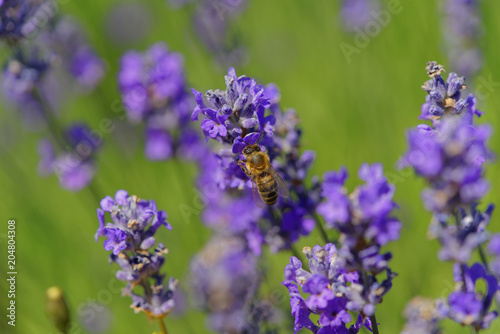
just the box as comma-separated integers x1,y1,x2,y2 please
166,0,248,66
118,43,197,161
441,0,483,78
340,0,380,32
487,233,500,279
190,235,269,333
95,190,177,321
2,49,49,130
0,0,56,44
317,163,401,274
447,263,498,329
282,244,382,333
37,123,101,191
430,205,494,264
402,62,492,214
401,297,447,334
50,18,105,90
192,73,320,252
1,15,105,130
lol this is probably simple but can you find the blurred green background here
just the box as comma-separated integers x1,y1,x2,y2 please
1,0,500,333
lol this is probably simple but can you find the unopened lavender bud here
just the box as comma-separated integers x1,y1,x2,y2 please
46,286,70,334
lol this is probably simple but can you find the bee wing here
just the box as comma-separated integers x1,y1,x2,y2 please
270,166,289,199
251,176,267,209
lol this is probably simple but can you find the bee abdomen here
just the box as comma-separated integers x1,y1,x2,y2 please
260,189,279,205
258,179,279,205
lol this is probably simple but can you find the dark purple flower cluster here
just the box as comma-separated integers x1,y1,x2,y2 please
317,163,401,274
192,70,320,252
340,0,380,32
118,43,197,161
0,0,56,44
37,124,101,191
190,235,271,333
402,62,492,214
282,243,386,333
441,0,483,78
95,190,177,320
191,67,270,175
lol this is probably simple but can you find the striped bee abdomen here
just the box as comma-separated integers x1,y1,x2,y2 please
257,171,279,205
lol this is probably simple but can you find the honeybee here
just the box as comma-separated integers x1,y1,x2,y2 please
238,144,289,208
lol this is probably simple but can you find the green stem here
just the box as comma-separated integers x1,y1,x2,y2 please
313,213,330,244
478,244,490,271
370,313,380,334
158,317,168,334
33,88,67,149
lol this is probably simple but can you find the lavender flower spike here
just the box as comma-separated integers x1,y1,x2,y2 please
95,190,176,324
118,42,195,161
402,62,492,214
282,244,377,333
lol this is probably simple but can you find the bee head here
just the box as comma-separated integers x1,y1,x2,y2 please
243,144,261,156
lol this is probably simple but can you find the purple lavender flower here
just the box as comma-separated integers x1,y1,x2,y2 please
95,190,176,321
0,0,57,44
317,163,401,273
282,244,382,333
402,62,492,214
401,61,498,333
441,0,483,78
340,0,380,32
190,235,262,333
430,205,494,263
419,61,478,121
487,232,500,279
37,123,101,191
118,43,196,161
447,263,498,329
192,76,321,252
191,67,270,152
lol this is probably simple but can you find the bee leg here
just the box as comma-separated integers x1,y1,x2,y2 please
238,161,251,176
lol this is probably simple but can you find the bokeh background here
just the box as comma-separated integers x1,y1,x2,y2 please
1,0,500,333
